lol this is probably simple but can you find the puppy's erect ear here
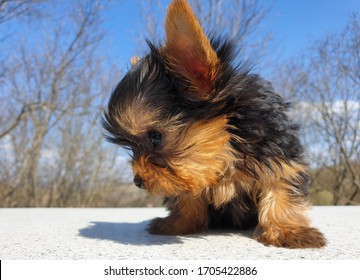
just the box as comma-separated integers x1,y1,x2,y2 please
164,0,219,100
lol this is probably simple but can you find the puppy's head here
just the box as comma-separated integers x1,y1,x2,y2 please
102,0,235,196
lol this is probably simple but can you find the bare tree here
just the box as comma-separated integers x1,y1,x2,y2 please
0,0,46,25
0,0,131,207
0,0,48,137
275,13,360,205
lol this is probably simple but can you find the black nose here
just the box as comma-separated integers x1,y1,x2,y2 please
133,175,143,189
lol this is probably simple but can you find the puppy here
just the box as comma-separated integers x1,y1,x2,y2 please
103,0,326,248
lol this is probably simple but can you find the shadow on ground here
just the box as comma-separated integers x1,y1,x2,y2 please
78,220,184,245
79,220,255,246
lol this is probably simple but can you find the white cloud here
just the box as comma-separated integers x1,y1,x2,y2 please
291,99,360,122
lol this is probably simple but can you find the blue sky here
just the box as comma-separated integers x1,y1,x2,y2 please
4,0,357,76
103,0,359,75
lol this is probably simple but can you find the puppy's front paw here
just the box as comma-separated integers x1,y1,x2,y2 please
257,226,327,248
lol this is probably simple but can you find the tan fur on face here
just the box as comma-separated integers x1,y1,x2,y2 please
132,117,236,196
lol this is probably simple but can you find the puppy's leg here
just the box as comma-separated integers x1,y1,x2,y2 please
148,195,208,235
256,174,326,248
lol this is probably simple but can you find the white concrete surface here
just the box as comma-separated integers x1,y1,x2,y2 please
0,206,359,259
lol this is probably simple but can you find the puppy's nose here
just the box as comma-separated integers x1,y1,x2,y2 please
133,175,143,189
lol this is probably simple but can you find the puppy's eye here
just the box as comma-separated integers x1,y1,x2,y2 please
148,130,162,148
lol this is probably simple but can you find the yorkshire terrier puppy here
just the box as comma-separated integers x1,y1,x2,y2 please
103,0,326,248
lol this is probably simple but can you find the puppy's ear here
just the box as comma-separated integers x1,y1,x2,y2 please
164,0,219,100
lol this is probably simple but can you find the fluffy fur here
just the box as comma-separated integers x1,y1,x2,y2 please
102,0,326,248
